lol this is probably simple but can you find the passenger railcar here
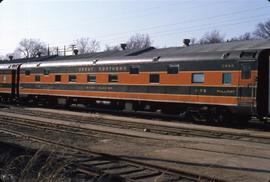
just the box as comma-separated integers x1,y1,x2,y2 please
0,39,270,122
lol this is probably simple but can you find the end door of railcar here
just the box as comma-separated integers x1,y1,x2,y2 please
10,64,21,98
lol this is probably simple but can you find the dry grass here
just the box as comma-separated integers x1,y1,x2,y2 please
0,143,127,182
0,145,78,182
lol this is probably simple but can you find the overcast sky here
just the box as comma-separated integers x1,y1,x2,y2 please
0,0,270,55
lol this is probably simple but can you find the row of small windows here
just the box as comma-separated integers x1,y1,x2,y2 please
33,73,232,85
35,74,98,83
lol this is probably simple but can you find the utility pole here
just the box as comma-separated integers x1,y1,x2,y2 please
47,45,50,56
69,44,76,55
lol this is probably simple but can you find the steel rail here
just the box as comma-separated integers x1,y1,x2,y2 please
0,122,223,182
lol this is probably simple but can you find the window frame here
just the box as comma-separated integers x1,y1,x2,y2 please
35,75,41,82
149,73,160,83
192,73,205,84
2,75,7,82
87,74,96,83
55,75,61,82
68,75,77,82
44,69,50,76
241,63,251,80
25,70,31,76
222,73,232,85
129,66,140,74
108,74,118,83
167,64,179,74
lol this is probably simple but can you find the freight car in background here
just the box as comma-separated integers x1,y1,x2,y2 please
0,39,270,123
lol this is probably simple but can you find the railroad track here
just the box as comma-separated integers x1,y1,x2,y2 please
0,116,221,182
1,106,270,145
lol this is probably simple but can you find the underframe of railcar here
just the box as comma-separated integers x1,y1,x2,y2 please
17,94,251,123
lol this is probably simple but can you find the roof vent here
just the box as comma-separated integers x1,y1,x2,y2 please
73,49,79,55
8,55,13,61
152,56,160,62
183,39,190,47
93,59,98,64
120,43,127,50
221,52,230,59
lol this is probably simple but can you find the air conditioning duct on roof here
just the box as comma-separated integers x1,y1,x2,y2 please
73,49,79,55
120,43,127,50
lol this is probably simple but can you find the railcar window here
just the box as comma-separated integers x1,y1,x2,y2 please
25,70,30,76
35,75,40,82
108,74,118,82
129,66,139,74
167,64,179,74
192,73,204,83
241,63,251,79
222,73,232,84
55,75,61,82
2,75,6,82
150,74,160,83
87,74,96,82
44,69,50,75
69,75,77,82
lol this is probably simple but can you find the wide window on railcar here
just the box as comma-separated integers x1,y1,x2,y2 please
69,75,77,82
108,74,118,82
150,74,160,83
25,70,30,76
241,63,251,79
192,73,204,83
44,69,50,75
129,66,139,74
35,75,41,82
167,64,179,74
87,74,96,83
55,75,61,82
222,73,232,84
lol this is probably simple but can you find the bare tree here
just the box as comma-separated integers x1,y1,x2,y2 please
6,50,21,60
16,38,47,58
253,19,270,39
189,38,197,45
237,32,254,40
0,55,5,61
126,33,152,49
199,30,225,44
104,44,121,52
73,37,100,54
228,32,254,42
